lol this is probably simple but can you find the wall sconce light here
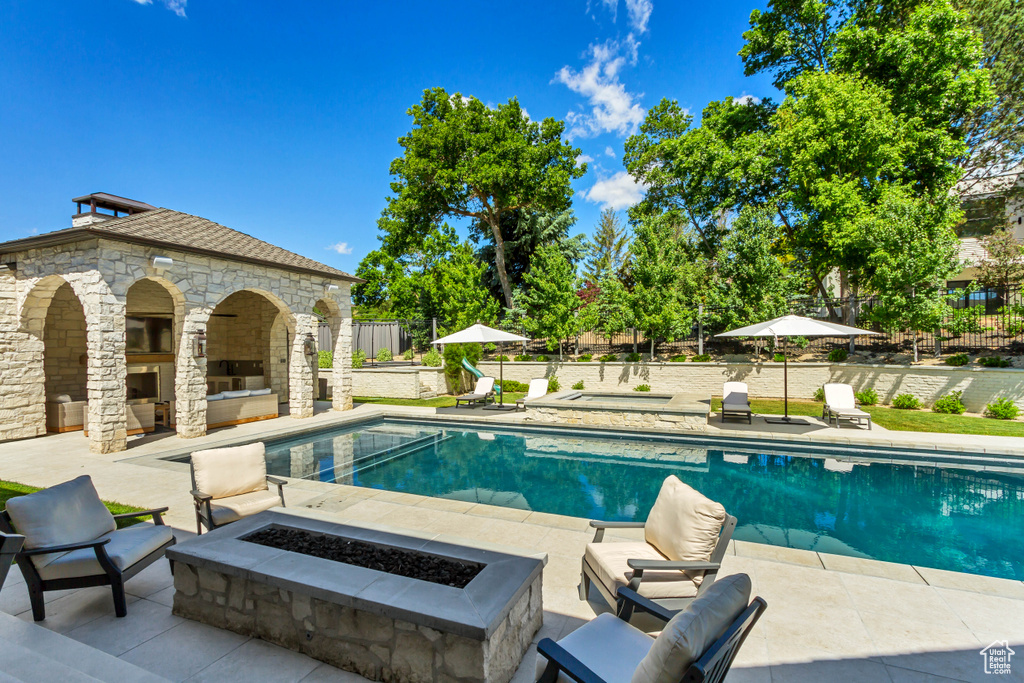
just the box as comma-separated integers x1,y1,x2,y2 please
303,333,317,360
152,256,173,269
192,330,207,358
325,283,339,294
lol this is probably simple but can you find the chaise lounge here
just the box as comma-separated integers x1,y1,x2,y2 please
517,378,550,410
822,383,872,430
720,382,752,424
455,376,495,408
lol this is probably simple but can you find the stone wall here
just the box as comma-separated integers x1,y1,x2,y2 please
349,367,447,399
479,361,1024,413
173,563,542,683
42,283,88,399
0,237,354,451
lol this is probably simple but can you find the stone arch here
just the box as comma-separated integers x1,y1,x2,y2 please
125,277,186,403
313,296,350,410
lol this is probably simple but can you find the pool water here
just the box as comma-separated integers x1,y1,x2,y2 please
262,420,1024,580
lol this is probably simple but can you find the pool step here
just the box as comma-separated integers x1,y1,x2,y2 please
349,433,454,475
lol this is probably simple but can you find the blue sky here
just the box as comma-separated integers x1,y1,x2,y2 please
0,0,775,275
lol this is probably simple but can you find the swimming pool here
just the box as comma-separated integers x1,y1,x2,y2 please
255,419,1024,580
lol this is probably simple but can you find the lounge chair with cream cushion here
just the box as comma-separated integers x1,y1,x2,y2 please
581,476,737,615
720,382,752,424
455,376,495,408
517,378,550,410
539,573,766,683
190,442,286,534
822,383,872,429
0,475,174,620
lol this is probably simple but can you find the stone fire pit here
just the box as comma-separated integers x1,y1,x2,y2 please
167,509,545,683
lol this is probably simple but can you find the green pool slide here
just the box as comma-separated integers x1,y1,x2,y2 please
461,358,502,394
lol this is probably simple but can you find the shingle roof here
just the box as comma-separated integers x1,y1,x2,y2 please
0,208,359,282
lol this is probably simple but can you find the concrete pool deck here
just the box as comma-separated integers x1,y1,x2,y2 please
1,402,1023,681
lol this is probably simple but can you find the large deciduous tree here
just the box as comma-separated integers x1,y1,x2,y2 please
379,88,585,308
977,229,1024,292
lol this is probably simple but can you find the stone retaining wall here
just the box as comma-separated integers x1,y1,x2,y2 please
348,367,447,399
479,362,1024,413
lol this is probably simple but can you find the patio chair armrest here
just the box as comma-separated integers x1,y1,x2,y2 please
589,520,645,542
536,638,607,683
627,559,721,572
190,489,213,503
112,507,169,525
266,476,288,486
615,587,678,624
20,538,111,556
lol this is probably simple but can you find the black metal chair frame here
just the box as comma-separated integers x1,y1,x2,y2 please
580,514,738,616
190,462,287,535
540,587,767,683
0,531,25,591
0,508,174,621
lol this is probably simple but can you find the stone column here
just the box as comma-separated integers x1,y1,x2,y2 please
175,307,212,438
288,312,318,419
0,273,45,441
83,280,128,454
333,313,353,411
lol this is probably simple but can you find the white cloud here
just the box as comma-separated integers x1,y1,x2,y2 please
131,0,187,17
576,154,595,167
555,39,645,139
327,242,353,255
604,146,616,158
734,95,761,105
583,171,647,210
625,0,653,33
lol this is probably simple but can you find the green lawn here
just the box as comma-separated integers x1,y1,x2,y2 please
1,480,148,528
711,397,1024,437
355,392,526,409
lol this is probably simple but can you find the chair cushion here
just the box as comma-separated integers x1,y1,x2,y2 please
631,574,752,683
644,477,726,585
191,443,268,499
35,523,174,581
222,390,251,399
585,542,699,600
206,393,225,401
209,489,282,526
4,476,116,569
249,388,272,396
536,613,654,683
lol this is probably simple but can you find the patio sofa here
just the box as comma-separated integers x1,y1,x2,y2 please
83,402,156,436
205,389,278,429
45,397,87,433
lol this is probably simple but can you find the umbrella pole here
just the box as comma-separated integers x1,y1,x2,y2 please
784,338,789,419
499,342,504,407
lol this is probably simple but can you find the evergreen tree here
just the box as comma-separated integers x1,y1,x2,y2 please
583,209,630,284
520,244,584,359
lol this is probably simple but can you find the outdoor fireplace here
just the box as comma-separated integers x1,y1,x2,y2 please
167,509,545,683
126,365,161,403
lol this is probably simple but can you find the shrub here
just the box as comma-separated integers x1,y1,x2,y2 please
948,306,987,337
495,355,510,362
828,348,848,363
985,398,1020,420
978,356,1010,368
376,347,393,362
571,380,585,390
945,353,970,367
547,375,560,392
402,348,415,361
514,354,533,362
442,343,482,393
599,353,618,362
484,342,497,353
634,384,651,392
773,353,786,362
318,350,333,369
1005,318,1024,336
536,354,550,362
352,349,366,369
499,380,528,392
691,354,711,362
791,336,809,349
670,354,687,362
625,352,642,362
933,390,966,414
892,393,920,410
577,354,593,362
854,388,878,405
422,348,442,367
813,387,825,402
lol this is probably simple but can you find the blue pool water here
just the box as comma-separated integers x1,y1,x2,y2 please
260,419,1024,580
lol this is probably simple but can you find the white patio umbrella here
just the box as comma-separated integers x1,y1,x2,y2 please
432,323,530,411
716,315,879,423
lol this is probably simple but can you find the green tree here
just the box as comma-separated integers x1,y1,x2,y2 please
432,241,501,334
740,0,844,90
520,244,584,359
583,209,630,284
378,88,585,308
977,229,1024,292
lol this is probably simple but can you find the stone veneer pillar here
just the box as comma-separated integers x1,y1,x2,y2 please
289,312,318,419
175,307,212,438
82,275,128,454
0,272,46,441
332,313,353,411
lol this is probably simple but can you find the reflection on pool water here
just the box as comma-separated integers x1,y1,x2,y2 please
262,420,1024,580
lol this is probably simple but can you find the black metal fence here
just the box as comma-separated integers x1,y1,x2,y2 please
344,284,1024,359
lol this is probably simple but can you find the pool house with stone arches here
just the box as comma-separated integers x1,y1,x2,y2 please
0,193,358,454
